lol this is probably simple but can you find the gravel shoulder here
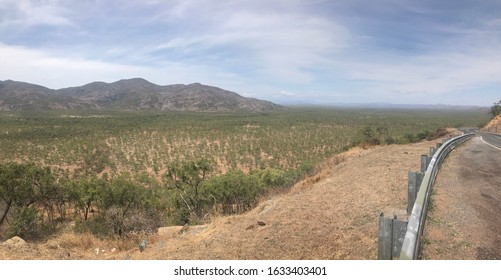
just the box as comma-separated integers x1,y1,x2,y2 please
422,136,501,260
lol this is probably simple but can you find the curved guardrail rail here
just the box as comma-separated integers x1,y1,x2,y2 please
399,133,474,260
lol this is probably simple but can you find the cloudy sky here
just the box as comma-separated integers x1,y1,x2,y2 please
1,0,500,106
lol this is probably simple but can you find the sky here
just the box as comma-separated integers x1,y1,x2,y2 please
0,0,500,106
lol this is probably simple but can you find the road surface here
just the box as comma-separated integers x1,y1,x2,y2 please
422,135,501,259
478,132,501,151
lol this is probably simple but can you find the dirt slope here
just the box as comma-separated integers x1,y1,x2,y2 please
483,114,501,133
0,139,447,260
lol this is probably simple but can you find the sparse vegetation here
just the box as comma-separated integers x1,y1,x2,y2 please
0,108,489,241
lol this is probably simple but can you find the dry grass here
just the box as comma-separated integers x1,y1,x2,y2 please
57,233,102,251
483,114,501,133
0,135,455,260
290,152,348,194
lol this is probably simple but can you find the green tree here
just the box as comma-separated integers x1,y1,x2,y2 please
8,207,38,238
0,162,55,238
490,99,501,118
38,177,65,225
0,163,52,225
73,173,164,237
164,159,212,223
70,176,107,221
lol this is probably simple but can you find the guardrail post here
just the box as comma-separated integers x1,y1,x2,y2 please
430,147,436,157
378,213,392,260
420,155,429,173
378,213,408,260
392,216,408,258
407,172,423,214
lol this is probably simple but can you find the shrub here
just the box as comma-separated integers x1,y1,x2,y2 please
360,127,380,145
416,130,431,140
7,207,38,239
255,167,286,188
426,128,449,141
204,170,262,215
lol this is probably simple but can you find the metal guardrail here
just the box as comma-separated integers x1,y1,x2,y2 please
398,133,474,260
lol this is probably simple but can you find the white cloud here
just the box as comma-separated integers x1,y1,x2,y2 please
0,0,74,29
150,4,349,84
0,43,246,90
223,12,348,81
334,47,501,104
0,44,146,88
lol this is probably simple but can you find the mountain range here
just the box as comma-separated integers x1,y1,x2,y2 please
0,78,284,112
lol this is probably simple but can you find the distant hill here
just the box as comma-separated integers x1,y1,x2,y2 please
0,78,284,112
283,101,488,111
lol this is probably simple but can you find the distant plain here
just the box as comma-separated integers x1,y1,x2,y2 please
0,108,489,179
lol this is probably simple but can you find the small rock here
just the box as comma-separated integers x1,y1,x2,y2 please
178,223,189,234
47,241,60,250
2,236,26,248
187,225,208,235
139,239,148,252
59,250,71,258
155,241,165,249
257,221,266,226
246,224,255,230
157,226,184,237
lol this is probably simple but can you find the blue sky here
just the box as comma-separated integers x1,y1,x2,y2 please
0,0,500,106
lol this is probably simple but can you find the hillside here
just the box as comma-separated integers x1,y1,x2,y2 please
483,114,501,133
0,80,90,110
0,138,448,260
0,78,283,112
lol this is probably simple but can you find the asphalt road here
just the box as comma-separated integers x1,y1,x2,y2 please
478,132,501,150
422,136,501,259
